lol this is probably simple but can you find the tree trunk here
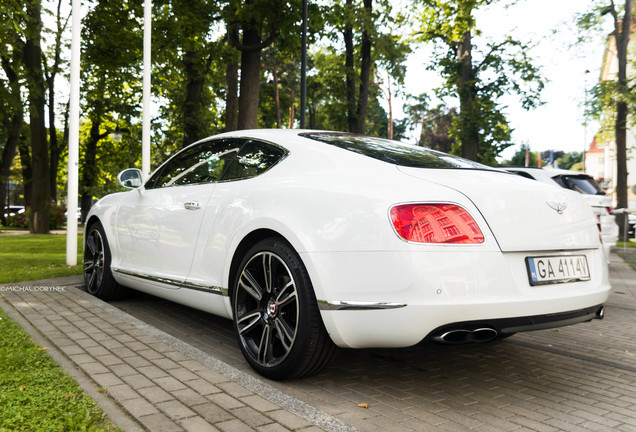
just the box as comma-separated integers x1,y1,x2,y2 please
182,49,206,148
237,28,262,130
344,0,356,133
614,0,632,238
18,135,33,209
0,56,23,226
0,114,22,226
288,89,295,128
80,119,105,222
225,59,239,131
272,62,282,128
25,0,50,233
457,29,479,162
387,76,393,139
47,74,59,202
354,0,373,134
46,0,66,203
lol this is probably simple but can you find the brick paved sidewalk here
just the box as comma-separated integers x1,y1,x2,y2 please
2,252,635,432
0,277,356,432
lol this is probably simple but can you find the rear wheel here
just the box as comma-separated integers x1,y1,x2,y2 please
232,238,335,380
84,221,128,300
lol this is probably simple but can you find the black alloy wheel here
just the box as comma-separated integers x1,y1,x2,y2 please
232,238,335,380
83,221,127,300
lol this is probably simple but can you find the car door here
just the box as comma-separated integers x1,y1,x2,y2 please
114,138,246,285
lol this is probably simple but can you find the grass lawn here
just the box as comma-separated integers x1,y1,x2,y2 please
0,309,119,431
0,233,83,284
0,232,119,430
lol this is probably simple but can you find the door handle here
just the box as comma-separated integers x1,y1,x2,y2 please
184,201,201,210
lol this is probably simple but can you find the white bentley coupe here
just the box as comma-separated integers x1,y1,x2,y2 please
83,130,610,379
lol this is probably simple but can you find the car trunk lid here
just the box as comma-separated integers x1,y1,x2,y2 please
397,167,600,252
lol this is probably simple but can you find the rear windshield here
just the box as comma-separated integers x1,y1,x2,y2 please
300,133,493,170
553,175,605,195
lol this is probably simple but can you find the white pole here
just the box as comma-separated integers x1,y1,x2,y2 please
66,0,81,267
142,0,152,177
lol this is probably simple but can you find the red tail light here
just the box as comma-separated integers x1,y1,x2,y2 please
390,203,484,244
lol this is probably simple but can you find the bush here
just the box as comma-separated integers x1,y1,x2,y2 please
5,201,67,230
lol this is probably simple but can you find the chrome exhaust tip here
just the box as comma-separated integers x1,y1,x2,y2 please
596,306,605,320
432,327,498,344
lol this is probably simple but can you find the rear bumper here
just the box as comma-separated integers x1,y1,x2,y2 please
426,304,605,343
303,248,611,348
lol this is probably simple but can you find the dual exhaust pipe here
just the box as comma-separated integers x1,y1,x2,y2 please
432,327,499,344
432,306,606,345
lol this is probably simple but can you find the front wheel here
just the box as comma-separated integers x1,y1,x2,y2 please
232,238,335,380
84,221,128,300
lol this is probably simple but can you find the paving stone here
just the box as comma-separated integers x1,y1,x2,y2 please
230,406,273,428
123,373,155,390
138,364,169,379
156,399,197,420
191,402,235,424
179,416,220,432
265,410,313,430
207,393,245,411
125,397,160,417
215,419,253,432
92,372,125,388
105,383,140,401
109,362,138,377
172,388,209,406
94,354,125,366
138,412,183,432
240,395,281,413
186,379,222,396
138,385,174,404
155,376,188,392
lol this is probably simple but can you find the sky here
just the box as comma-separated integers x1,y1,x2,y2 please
393,0,609,162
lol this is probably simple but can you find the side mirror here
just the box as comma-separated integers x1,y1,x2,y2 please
117,168,143,189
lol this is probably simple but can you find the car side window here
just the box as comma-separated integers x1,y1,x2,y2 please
147,139,245,189
222,140,287,181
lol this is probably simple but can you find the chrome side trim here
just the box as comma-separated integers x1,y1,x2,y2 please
112,268,227,296
181,280,228,296
317,300,407,311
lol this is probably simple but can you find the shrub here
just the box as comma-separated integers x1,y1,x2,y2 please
5,201,67,230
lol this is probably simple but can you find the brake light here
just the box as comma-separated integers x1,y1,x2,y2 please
390,203,484,244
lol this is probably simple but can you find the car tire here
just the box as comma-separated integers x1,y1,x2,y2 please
232,238,335,380
84,221,128,301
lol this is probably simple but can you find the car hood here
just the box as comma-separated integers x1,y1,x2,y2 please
397,167,600,252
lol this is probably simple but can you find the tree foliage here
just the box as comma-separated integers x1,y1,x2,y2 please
413,0,544,165
577,0,632,237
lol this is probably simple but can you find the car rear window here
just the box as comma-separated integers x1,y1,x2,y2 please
300,132,493,169
553,175,605,195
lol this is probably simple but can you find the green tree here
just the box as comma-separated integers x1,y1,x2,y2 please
502,144,537,167
153,0,225,148
43,0,70,202
414,0,544,165
308,0,408,134
226,0,299,129
578,0,632,237
402,94,457,152
24,0,50,233
80,0,143,219
556,152,582,170
0,1,26,226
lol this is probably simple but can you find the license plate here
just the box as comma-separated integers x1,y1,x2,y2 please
526,255,591,286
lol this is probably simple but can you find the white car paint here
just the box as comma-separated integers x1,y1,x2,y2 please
505,166,618,260
85,130,611,372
